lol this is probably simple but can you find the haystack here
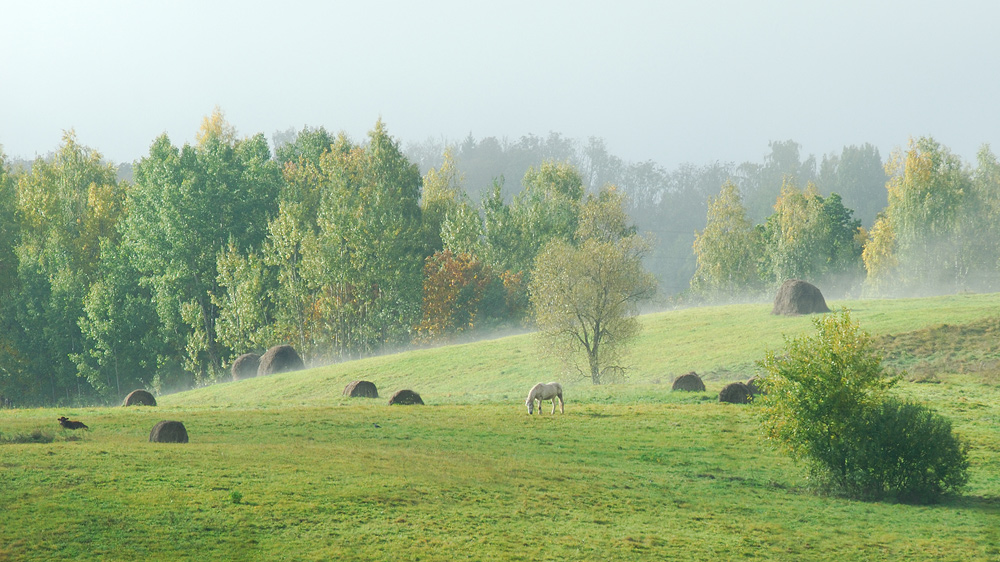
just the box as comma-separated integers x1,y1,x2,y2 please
149,420,188,443
771,279,830,316
671,372,706,392
257,345,304,377
231,353,261,381
718,382,752,404
388,389,424,405
122,389,156,407
343,380,379,398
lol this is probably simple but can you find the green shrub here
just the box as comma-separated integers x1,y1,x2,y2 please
756,310,896,485
845,398,969,503
756,309,968,503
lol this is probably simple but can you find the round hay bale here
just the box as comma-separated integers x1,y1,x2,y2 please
122,389,157,407
388,389,424,406
231,353,261,381
343,380,379,398
771,279,831,316
746,376,766,396
672,372,706,392
719,382,752,404
257,344,305,377
149,420,188,443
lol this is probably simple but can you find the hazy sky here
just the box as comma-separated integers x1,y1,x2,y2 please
2,0,999,170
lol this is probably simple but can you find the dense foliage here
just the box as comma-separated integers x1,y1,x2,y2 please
690,180,762,297
692,137,1000,301
3,110,1000,406
864,138,1000,295
756,310,969,502
530,187,656,384
0,117,629,405
853,398,970,502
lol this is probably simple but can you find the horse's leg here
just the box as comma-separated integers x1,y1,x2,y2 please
550,398,556,415
558,394,564,413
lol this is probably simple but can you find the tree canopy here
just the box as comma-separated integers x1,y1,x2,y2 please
530,187,656,384
4,114,1000,406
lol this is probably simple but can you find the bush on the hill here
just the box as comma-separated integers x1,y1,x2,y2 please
755,309,968,503
845,398,969,503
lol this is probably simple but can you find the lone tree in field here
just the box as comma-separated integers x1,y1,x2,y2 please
530,187,656,385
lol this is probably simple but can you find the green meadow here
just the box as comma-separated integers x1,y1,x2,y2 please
1,294,999,561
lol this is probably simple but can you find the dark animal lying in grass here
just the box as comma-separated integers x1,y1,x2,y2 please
57,416,88,430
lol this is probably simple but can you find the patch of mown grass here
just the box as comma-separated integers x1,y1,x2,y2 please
0,428,54,444
632,293,1000,382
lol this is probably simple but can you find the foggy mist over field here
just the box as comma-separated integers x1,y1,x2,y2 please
5,0,1000,407
3,1,1000,170
4,10,1000,555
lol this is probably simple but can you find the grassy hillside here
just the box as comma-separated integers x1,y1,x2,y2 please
164,292,1000,408
1,294,998,561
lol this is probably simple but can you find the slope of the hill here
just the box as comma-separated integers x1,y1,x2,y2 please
2,294,998,561
160,293,1000,409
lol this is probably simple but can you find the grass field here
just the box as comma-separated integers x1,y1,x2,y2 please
1,294,999,561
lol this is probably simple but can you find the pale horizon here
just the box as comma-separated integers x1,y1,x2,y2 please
3,0,999,168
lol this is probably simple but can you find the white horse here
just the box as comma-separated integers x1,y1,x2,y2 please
525,382,564,415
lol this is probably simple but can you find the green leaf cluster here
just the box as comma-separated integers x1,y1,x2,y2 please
0,133,129,404
756,309,968,502
218,121,426,364
530,187,656,384
759,181,863,287
691,180,763,297
693,178,865,301
863,137,1000,295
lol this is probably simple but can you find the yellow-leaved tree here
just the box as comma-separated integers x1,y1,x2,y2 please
530,187,656,384
862,137,971,295
691,180,763,298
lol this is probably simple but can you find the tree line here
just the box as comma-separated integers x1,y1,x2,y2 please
0,112,654,406
412,136,890,296
441,133,996,301
2,107,995,406
691,138,1000,301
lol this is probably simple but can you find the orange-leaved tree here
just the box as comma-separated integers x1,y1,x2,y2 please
416,250,505,342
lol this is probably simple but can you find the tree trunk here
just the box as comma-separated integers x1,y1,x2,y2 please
589,324,602,384
588,345,601,385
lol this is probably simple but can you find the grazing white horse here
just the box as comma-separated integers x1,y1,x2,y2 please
525,382,564,415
